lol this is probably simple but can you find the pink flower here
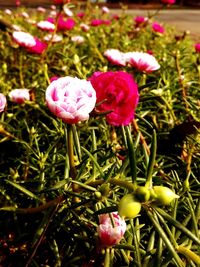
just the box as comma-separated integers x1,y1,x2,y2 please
37,20,55,31
8,89,30,104
125,52,160,73
47,15,75,31
104,49,126,66
45,76,96,124
97,212,126,247
0,93,7,112
134,16,148,25
194,43,200,53
152,22,165,34
89,71,139,126
16,0,20,6
161,0,175,4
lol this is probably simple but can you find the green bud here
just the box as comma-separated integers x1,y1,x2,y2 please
99,183,110,197
118,194,141,219
152,186,179,206
135,186,150,202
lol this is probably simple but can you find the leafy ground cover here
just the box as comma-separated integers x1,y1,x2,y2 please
0,1,199,266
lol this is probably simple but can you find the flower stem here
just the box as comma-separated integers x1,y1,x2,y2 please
67,124,78,193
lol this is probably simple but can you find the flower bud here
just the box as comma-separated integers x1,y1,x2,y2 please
135,186,150,202
97,212,126,247
152,186,179,205
118,194,141,219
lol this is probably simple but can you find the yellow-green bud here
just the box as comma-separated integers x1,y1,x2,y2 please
118,194,141,219
152,186,179,205
135,186,150,202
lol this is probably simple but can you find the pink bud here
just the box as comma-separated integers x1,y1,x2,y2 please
97,212,126,247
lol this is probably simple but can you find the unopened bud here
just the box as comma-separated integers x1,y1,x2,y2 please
152,186,179,205
118,193,141,219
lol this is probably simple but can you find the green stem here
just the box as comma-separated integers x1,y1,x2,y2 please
146,208,184,267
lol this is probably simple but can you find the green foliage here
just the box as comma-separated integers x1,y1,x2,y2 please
0,2,199,266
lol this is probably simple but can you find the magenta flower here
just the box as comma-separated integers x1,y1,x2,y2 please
26,38,47,54
89,71,139,126
37,20,55,31
152,22,165,34
48,15,75,31
8,89,30,104
194,43,200,53
76,12,85,18
134,16,148,25
104,49,126,66
45,76,96,124
125,52,160,73
0,93,7,113
90,19,104,26
90,19,111,26
161,0,175,4
97,212,126,247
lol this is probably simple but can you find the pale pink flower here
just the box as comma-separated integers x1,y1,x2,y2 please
80,23,90,32
125,52,160,73
97,212,126,247
9,89,30,104
4,9,12,15
21,12,29,19
104,49,126,66
102,6,110,14
44,33,63,43
71,35,85,44
12,31,36,48
45,76,96,124
152,22,165,34
63,6,73,17
37,7,46,13
37,20,55,31
0,93,7,112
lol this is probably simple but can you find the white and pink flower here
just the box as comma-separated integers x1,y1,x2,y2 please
9,89,30,104
37,20,55,31
97,212,126,247
45,76,96,124
104,49,126,66
13,31,36,48
125,51,160,73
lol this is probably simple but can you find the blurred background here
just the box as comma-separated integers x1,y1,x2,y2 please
0,0,200,7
